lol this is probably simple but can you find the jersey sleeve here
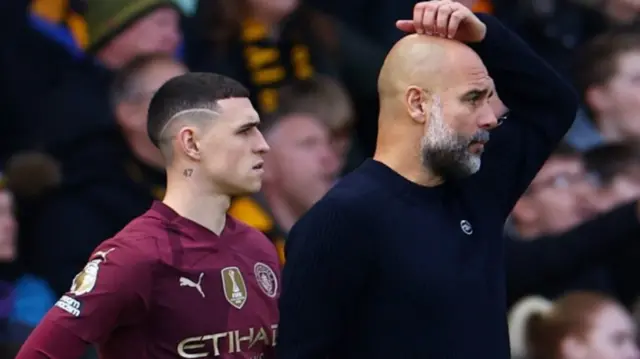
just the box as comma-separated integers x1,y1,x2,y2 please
44,239,155,344
15,320,89,359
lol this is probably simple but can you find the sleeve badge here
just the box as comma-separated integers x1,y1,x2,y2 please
69,248,115,296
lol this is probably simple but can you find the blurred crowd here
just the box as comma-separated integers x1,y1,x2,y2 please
2,0,640,358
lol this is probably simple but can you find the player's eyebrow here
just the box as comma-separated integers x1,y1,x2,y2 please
237,118,260,132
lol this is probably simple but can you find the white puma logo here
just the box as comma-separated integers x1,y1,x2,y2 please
93,248,116,261
179,273,205,298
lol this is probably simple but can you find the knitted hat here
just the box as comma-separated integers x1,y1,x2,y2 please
85,0,181,52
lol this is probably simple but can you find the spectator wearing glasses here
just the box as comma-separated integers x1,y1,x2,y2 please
511,144,594,239
504,143,640,308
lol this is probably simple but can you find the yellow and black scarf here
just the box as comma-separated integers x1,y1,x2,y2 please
240,18,314,114
228,194,287,265
31,0,88,49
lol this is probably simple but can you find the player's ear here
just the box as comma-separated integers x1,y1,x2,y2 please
405,86,428,124
178,126,201,161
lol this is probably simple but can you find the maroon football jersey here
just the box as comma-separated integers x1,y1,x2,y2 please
48,201,280,358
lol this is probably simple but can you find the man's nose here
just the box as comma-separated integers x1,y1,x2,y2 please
321,145,340,175
478,104,500,130
573,181,600,213
256,133,270,154
161,29,182,53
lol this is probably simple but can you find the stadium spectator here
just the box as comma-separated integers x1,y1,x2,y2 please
229,111,339,263
22,54,185,298
0,0,80,162
305,0,488,50
0,159,61,358
20,0,183,296
511,144,594,238
278,76,361,173
112,53,187,170
185,0,385,155
505,142,640,307
574,28,640,143
584,142,640,213
506,145,627,303
509,293,639,359
30,0,183,157
488,0,640,80
580,142,640,307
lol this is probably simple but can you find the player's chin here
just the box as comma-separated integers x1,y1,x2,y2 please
241,177,264,194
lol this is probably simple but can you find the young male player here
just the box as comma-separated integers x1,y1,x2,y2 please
16,73,280,359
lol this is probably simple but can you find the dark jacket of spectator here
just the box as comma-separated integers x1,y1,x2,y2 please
18,65,164,294
507,201,640,308
18,0,179,297
0,0,80,162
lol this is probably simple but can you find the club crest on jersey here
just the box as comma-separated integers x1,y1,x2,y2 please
69,248,115,296
254,262,278,298
221,267,248,309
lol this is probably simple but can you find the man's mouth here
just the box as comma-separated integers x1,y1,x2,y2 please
252,162,264,170
468,141,487,154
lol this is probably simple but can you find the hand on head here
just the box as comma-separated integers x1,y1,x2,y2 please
396,0,486,43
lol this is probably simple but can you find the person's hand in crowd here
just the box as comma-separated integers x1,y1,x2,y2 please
395,0,487,43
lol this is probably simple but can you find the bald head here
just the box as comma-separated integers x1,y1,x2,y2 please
374,34,498,183
378,34,485,101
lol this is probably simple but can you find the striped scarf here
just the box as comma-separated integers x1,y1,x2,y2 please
241,18,314,113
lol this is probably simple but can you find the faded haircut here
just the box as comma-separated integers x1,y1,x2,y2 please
147,72,249,158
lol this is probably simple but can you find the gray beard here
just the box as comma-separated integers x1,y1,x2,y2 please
419,98,484,180
421,137,480,180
